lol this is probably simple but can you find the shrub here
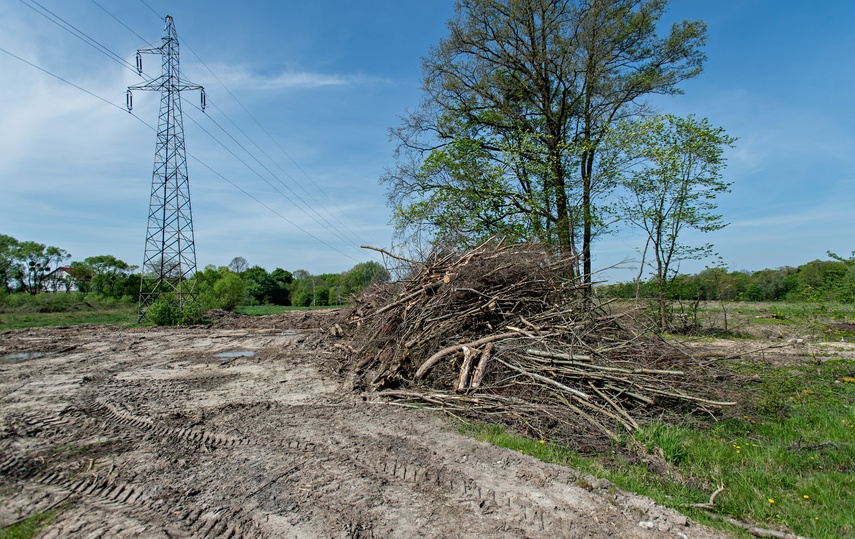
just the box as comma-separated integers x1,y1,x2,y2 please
146,298,180,326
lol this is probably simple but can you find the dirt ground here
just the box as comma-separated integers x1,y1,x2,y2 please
1,311,727,538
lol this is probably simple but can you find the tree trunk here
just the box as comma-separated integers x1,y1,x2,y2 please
581,150,595,288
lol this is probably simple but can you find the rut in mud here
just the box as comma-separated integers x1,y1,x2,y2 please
0,312,725,538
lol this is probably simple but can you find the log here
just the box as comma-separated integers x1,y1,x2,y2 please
470,342,493,389
454,346,478,393
414,332,520,380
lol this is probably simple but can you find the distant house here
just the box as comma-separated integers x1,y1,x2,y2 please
44,266,76,292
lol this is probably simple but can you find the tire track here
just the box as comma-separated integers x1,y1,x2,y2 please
30,470,250,539
95,399,316,452
343,444,590,535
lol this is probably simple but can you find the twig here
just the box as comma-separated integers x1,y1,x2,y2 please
685,484,724,509
526,349,592,362
702,512,809,539
370,281,443,319
360,245,420,265
643,386,736,406
587,382,638,431
496,358,590,400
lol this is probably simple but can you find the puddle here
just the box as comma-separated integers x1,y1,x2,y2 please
213,351,256,359
277,330,298,335
1,351,48,363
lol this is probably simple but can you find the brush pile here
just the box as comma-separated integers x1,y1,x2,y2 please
345,240,735,448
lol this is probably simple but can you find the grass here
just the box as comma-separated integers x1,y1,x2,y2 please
661,300,855,342
459,357,855,539
0,304,136,331
1,510,58,539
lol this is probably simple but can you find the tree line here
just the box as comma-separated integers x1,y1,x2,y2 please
0,234,389,310
597,253,855,304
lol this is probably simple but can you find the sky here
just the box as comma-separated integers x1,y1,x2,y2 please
1,0,853,283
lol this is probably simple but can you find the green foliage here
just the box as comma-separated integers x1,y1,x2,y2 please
145,297,180,326
608,114,735,329
212,272,245,311
241,265,290,306
0,234,20,294
195,266,245,311
384,0,707,282
599,254,855,304
0,292,136,330
341,261,389,297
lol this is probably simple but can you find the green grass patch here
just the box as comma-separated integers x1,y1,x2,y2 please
458,358,855,539
0,305,135,330
1,510,58,539
0,292,137,330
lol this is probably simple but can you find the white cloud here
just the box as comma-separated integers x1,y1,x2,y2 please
184,62,389,92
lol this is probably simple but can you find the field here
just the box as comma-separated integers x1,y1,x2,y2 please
1,302,853,538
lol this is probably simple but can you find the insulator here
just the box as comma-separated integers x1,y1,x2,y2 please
200,89,206,112
136,52,143,75
126,90,133,112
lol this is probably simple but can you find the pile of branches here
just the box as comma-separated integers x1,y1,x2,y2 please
345,240,735,448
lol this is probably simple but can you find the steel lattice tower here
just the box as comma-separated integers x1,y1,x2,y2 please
127,15,205,321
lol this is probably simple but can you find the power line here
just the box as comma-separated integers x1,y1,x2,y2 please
188,100,367,250
138,0,162,21
1,45,361,265
178,37,379,248
0,45,130,116
17,0,139,75
121,2,381,262
203,98,368,247
90,0,156,48
186,150,361,264
183,107,362,262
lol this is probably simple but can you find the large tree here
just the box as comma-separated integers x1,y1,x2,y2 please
610,114,734,330
384,0,705,284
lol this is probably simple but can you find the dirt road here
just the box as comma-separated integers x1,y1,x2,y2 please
1,312,724,538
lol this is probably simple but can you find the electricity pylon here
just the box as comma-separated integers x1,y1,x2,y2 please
127,15,206,321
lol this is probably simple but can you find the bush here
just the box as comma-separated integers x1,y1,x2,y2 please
146,298,180,326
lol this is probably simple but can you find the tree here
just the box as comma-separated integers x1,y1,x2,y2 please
269,268,293,305
241,266,273,305
9,241,70,295
68,261,95,293
0,234,20,293
212,272,245,311
612,114,734,330
228,256,249,274
341,261,390,297
384,0,706,286
84,255,135,297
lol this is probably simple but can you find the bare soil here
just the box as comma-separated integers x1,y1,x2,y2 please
1,311,725,538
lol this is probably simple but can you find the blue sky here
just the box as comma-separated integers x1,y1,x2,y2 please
1,1,853,282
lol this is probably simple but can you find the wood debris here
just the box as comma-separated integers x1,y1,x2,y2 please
344,240,735,449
